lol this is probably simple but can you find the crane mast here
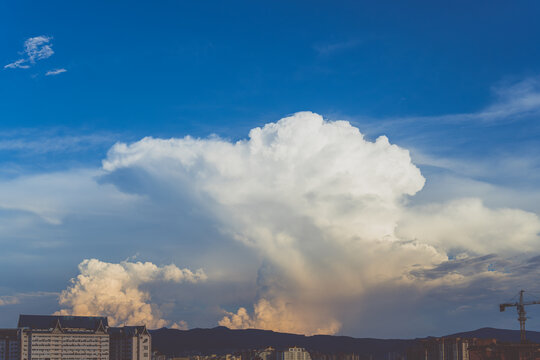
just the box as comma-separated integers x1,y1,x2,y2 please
500,290,540,343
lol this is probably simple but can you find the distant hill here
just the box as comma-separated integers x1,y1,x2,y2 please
149,326,540,358
149,326,413,357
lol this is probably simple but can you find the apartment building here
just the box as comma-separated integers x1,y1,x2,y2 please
109,326,151,360
18,315,110,360
0,315,154,360
0,329,19,360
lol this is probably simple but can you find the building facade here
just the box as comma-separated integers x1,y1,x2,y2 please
407,337,495,360
109,326,151,360
310,352,360,360
0,329,19,360
280,348,312,360
18,315,110,360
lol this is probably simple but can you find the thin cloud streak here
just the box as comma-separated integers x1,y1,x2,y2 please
0,291,59,306
0,129,117,155
45,68,67,76
4,59,30,69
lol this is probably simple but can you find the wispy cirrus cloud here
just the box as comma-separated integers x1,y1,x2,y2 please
4,59,30,69
45,68,67,76
5,36,54,69
0,129,116,155
0,291,59,306
0,129,118,177
365,77,540,132
24,36,54,62
0,296,20,306
348,77,540,199
435,77,540,122
313,39,361,56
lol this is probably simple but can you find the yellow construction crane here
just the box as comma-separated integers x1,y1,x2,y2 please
500,290,540,343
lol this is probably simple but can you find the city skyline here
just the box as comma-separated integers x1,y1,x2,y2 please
2,1,540,338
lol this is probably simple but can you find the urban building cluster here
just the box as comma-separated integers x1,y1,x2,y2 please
0,315,151,360
406,337,476,360
406,337,540,360
158,347,314,360
5,314,537,360
468,339,540,360
159,348,361,360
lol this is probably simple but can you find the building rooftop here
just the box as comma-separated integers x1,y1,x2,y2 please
18,314,109,331
109,325,149,337
0,329,17,338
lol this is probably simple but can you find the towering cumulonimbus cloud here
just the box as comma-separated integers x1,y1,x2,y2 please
101,112,540,335
55,259,207,328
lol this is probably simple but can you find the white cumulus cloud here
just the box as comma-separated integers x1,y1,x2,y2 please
55,259,207,328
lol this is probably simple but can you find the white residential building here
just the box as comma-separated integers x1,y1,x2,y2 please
18,315,110,360
280,348,312,360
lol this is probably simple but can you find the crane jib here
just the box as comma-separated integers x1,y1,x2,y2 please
499,290,540,343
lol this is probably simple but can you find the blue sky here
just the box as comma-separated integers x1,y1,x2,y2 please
3,1,540,134
2,0,540,181
2,0,540,338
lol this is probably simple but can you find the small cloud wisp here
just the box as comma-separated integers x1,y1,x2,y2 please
45,68,67,76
